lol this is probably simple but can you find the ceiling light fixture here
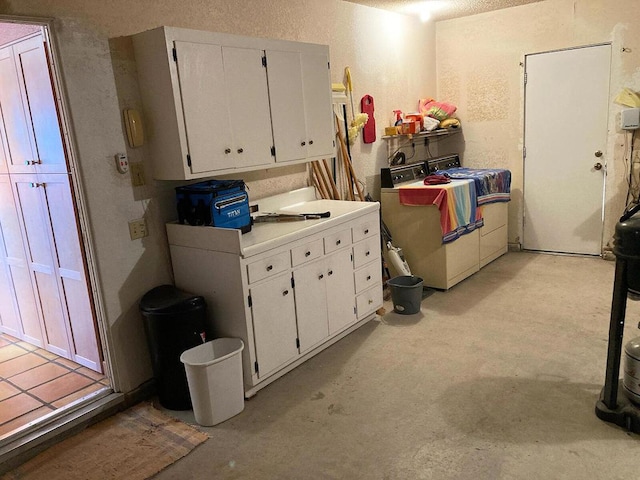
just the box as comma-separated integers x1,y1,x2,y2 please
402,1,448,23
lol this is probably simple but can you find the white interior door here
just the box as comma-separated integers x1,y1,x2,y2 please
523,44,611,255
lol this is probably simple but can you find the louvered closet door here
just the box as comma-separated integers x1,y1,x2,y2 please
0,174,43,345
12,173,73,358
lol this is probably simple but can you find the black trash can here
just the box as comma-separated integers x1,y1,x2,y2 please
140,285,207,410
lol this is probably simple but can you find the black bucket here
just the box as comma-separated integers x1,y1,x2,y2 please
388,275,424,314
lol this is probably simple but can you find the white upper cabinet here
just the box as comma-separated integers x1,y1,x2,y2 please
132,27,335,181
267,50,334,163
175,42,272,174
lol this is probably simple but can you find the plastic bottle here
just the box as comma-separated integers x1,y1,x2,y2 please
392,110,403,126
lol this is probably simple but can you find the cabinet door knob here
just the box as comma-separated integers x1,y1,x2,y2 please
283,289,289,296
368,299,373,304
309,140,314,145
225,148,231,154
364,229,369,234
318,274,324,280
305,251,311,257
366,275,371,281
336,240,341,245
328,270,333,276
266,265,273,271
301,141,306,146
237,148,244,154
365,251,370,256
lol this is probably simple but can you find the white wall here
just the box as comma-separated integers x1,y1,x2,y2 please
435,0,640,250
0,0,436,392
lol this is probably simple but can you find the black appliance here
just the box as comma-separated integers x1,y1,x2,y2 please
595,205,640,430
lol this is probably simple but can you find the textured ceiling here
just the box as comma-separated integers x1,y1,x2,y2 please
343,0,545,21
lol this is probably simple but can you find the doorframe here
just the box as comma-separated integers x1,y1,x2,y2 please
0,16,117,388
522,42,611,255
0,15,127,466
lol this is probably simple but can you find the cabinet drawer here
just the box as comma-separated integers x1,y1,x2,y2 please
356,285,382,320
353,236,379,269
324,228,351,254
247,251,291,284
354,262,382,294
480,202,508,236
352,214,379,243
291,238,323,266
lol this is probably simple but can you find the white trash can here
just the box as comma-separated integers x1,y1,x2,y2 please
180,338,245,426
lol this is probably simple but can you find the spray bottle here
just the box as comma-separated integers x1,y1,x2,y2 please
392,110,403,127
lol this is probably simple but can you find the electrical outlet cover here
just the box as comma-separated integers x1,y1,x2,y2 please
128,219,147,240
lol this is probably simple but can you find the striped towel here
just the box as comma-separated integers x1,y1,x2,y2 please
398,179,484,243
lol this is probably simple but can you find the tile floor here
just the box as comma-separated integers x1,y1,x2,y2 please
0,333,110,440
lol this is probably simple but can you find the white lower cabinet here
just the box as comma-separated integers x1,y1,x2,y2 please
249,271,298,378
294,247,355,351
167,195,383,397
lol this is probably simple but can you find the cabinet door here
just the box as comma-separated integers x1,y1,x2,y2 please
13,36,67,174
250,272,298,378
301,51,334,159
0,174,43,345
293,257,329,353
325,248,356,335
175,41,232,174
267,50,307,163
0,44,36,174
41,173,101,371
12,173,72,358
222,46,273,170
175,42,272,175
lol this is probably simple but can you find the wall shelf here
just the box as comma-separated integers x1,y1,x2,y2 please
381,127,462,141
383,127,462,165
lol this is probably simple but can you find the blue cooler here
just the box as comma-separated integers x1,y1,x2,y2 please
176,179,251,233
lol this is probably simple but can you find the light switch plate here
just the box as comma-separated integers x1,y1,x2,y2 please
130,162,145,186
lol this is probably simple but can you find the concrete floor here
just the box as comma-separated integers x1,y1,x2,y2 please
157,251,640,479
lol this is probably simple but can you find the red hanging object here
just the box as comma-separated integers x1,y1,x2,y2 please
361,94,376,144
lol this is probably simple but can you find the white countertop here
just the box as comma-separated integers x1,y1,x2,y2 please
167,198,379,258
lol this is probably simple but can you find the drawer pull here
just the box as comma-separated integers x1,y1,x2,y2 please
283,290,289,296
366,275,371,281
224,148,231,154
237,148,244,153
328,270,333,276
336,239,341,246
301,141,306,146
309,140,314,145
266,265,273,271
305,251,311,257
364,229,369,234
318,274,324,280
366,251,370,256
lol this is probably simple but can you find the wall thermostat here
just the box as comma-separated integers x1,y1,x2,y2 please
621,108,640,130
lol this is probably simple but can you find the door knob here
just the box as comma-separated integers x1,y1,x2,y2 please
595,150,603,157
594,162,603,170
